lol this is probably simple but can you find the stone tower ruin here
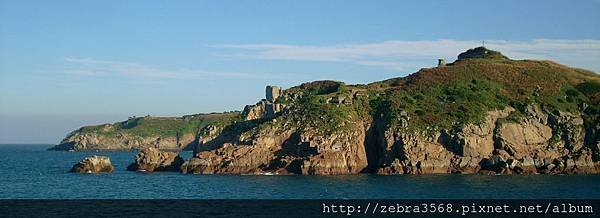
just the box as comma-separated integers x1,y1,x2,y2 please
243,85,286,120
266,85,282,101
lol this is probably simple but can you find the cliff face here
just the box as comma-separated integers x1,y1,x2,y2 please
182,48,600,175
183,104,598,175
52,131,195,151
184,119,370,175
375,106,598,175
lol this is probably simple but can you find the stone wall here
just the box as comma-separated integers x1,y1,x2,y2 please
266,85,282,101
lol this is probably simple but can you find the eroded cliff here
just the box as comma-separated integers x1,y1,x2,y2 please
182,47,600,175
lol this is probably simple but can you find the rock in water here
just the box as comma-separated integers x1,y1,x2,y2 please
127,147,184,172
70,155,114,173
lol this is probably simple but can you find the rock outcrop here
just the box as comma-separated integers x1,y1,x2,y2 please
242,85,286,120
182,48,600,175
375,105,600,175
243,100,284,121
183,119,369,175
127,147,184,172
69,155,114,173
56,48,600,175
186,102,600,175
52,132,195,151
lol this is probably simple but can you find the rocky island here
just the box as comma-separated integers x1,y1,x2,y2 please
69,155,114,173
53,47,600,175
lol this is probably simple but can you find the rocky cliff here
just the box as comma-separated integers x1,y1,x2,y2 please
55,47,600,175
183,47,600,175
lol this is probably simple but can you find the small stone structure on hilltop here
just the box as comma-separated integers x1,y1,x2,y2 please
438,58,446,67
266,85,282,101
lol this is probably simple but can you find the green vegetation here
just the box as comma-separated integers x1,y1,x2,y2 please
290,92,357,134
290,80,346,95
75,48,600,139
78,112,241,138
541,85,587,114
271,48,600,134
369,79,507,130
576,81,600,106
457,46,508,60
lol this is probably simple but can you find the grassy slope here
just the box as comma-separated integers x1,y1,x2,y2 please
374,59,599,129
284,51,600,134
75,112,242,138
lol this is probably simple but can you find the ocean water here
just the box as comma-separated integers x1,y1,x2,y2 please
0,144,599,199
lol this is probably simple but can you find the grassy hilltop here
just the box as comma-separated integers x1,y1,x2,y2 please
277,47,599,135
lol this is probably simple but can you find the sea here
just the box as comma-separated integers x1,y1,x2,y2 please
1,144,599,199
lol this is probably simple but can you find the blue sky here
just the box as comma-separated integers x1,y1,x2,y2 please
1,0,599,143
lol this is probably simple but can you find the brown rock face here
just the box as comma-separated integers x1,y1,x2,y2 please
371,108,514,175
458,108,515,157
183,118,369,175
391,105,598,175
498,120,553,158
242,100,284,121
242,85,287,121
69,155,114,173
127,147,184,172
52,132,196,151
186,102,600,175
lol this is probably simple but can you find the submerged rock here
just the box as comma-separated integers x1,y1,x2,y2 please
69,155,114,173
127,147,184,172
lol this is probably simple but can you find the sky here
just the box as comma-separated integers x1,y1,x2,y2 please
1,0,599,143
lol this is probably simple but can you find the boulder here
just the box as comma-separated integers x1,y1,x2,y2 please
69,155,114,173
513,156,536,174
573,150,599,173
127,147,184,172
480,155,507,172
